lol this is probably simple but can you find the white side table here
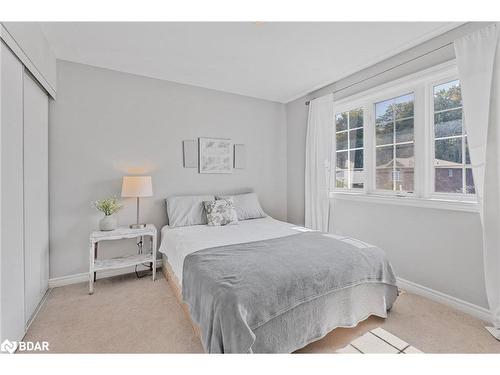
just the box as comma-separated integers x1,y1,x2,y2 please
89,224,157,294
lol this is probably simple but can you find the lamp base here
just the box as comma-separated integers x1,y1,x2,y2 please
129,223,147,229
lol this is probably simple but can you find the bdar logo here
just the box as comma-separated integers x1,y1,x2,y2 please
1,339,48,353
1,339,17,354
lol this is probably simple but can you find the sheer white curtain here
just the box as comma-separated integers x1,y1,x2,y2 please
455,23,500,339
305,94,334,231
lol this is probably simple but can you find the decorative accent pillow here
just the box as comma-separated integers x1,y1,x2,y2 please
203,199,239,226
216,192,267,221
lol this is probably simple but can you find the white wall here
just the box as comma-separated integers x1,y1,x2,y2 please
331,200,486,308
285,22,490,309
49,60,287,279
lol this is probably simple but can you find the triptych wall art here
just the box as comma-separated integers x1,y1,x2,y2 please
182,138,245,174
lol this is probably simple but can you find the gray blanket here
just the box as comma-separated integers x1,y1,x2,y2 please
182,232,397,353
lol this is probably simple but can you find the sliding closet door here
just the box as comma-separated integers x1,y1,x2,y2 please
23,71,49,325
0,42,25,342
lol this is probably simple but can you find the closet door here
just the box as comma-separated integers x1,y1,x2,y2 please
23,71,49,325
0,42,25,342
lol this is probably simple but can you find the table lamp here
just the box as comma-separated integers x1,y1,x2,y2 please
121,176,153,229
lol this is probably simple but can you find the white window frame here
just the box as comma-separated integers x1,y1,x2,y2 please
330,60,478,213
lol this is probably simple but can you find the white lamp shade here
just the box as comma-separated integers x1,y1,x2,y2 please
121,176,153,197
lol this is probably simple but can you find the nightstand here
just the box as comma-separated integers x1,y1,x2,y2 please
88,224,157,294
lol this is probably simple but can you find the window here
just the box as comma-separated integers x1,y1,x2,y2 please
433,80,475,194
335,108,364,189
375,93,415,192
330,61,478,210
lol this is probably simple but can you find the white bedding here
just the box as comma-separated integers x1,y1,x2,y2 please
159,217,311,282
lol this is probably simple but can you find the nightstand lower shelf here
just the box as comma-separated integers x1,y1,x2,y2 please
94,252,153,272
89,224,157,295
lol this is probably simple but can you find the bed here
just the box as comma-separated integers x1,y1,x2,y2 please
159,215,398,353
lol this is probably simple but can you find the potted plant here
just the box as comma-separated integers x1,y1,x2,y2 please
94,197,122,231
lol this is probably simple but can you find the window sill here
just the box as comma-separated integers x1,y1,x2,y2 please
328,191,479,213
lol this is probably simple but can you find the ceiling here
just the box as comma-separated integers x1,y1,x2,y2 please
40,22,460,103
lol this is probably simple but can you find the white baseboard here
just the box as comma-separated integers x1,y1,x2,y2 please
396,277,491,323
48,260,162,288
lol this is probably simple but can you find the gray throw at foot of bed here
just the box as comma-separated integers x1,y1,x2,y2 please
182,231,398,353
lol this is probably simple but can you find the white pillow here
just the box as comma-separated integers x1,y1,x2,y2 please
166,195,215,227
216,192,266,221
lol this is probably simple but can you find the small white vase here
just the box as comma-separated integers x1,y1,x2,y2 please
99,214,117,231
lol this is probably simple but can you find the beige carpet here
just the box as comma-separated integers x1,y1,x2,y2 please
23,271,500,353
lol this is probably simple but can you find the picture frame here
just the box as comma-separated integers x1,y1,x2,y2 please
183,140,198,168
198,137,233,174
234,144,245,169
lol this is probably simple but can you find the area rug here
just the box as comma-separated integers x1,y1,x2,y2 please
336,327,423,354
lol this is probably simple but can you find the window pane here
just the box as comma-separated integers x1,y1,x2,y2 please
376,122,393,145
396,168,414,192
394,93,414,120
396,144,414,168
336,132,348,150
434,80,462,111
336,151,348,169
349,109,363,128
395,118,414,143
385,144,414,192
376,146,393,167
435,138,462,166
376,168,393,190
335,112,348,132
435,168,463,193
434,109,462,138
433,80,475,196
333,108,364,191
350,149,363,169
349,128,363,148
335,169,348,188
466,168,475,194
375,99,393,124
351,169,364,189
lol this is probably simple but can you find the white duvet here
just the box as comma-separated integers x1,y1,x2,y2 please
159,217,311,282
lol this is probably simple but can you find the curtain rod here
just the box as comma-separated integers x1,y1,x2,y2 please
305,41,454,105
